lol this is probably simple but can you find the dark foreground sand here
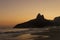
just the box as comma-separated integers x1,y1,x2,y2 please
31,28,60,40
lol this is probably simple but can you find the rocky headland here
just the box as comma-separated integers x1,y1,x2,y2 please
14,13,60,28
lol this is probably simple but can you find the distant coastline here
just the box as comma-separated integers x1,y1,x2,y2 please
14,13,60,28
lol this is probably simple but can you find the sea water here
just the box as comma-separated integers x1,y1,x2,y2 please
0,26,60,40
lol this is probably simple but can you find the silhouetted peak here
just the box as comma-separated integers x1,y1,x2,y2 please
36,13,44,20
54,16,60,22
14,13,60,28
54,16,60,20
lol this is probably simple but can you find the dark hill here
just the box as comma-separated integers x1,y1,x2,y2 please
14,13,60,28
54,16,60,26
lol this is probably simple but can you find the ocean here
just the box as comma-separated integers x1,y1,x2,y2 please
0,26,60,40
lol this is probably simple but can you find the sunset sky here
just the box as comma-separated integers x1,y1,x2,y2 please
0,0,60,27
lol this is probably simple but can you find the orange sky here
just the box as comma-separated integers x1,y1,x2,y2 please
0,0,60,27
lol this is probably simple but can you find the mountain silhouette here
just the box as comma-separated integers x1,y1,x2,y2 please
14,13,60,28
54,16,60,26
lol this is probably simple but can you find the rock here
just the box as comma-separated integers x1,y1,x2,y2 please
14,13,60,28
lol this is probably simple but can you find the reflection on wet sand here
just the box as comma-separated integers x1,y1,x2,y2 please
13,28,49,40
17,27,60,40
0,27,60,40
17,34,33,40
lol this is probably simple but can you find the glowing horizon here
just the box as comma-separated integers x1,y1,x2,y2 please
0,0,60,27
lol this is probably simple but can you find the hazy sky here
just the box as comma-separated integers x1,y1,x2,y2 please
0,0,60,27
